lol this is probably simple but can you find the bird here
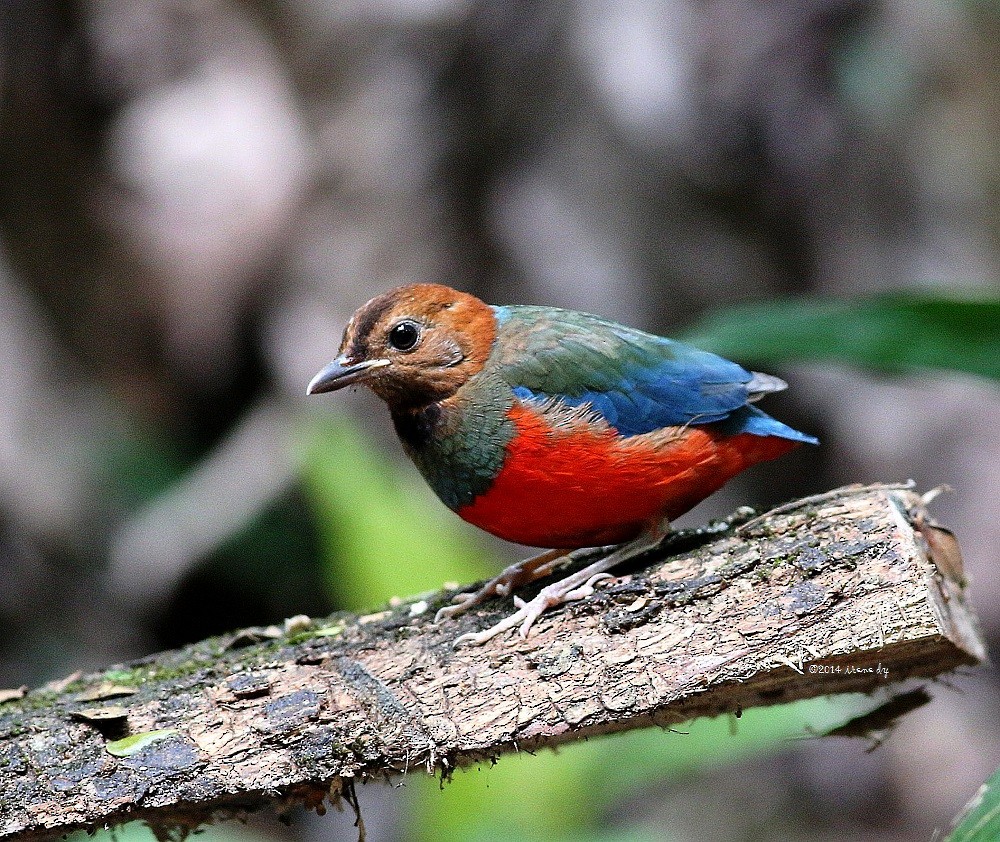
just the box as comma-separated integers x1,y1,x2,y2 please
307,283,817,645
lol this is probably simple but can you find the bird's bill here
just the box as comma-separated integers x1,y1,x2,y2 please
306,357,390,394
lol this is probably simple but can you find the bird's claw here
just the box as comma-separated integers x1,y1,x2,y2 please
452,571,615,647
452,613,525,647
433,591,477,624
433,549,572,626
447,537,653,646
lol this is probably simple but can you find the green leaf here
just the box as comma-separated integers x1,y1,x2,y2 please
947,766,1000,842
683,294,1000,380
296,412,496,611
105,729,178,757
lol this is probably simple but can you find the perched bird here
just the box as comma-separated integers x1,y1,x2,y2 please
308,284,817,644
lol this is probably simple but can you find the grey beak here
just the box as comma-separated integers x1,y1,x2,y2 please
306,357,390,395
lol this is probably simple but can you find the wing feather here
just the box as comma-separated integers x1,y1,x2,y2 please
492,305,816,444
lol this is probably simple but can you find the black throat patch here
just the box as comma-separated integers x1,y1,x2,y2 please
392,403,442,451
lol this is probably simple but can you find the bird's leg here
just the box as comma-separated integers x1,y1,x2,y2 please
434,548,571,623
452,528,665,647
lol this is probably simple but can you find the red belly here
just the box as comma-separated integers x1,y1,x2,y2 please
457,403,796,548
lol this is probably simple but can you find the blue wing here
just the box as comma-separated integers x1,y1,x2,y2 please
492,305,817,444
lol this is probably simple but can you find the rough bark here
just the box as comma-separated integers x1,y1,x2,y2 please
0,484,985,840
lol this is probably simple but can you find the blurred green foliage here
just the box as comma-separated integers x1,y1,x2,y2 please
297,411,495,610
90,418,327,644
406,695,873,842
684,294,1000,380
947,765,1000,842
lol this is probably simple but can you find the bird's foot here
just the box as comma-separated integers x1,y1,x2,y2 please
434,548,570,624
451,532,658,647
452,572,615,647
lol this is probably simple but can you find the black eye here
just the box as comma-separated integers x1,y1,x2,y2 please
388,320,420,351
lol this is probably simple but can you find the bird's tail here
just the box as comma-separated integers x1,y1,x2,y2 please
720,404,819,445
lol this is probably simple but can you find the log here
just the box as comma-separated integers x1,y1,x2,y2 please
0,483,984,841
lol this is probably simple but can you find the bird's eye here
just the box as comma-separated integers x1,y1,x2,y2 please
388,320,421,351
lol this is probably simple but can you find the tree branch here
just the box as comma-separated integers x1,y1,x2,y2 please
0,484,984,840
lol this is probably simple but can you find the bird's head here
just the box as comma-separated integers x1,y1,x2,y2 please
307,284,497,409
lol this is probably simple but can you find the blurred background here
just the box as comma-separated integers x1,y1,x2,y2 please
1,1,998,840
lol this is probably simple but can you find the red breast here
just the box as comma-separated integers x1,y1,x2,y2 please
457,402,796,548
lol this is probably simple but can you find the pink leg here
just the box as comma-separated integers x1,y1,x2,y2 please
452,528,664,647
434,548,570,624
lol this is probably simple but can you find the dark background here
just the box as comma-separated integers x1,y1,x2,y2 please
1,2,998,840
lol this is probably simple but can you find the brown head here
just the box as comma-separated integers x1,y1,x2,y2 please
307,284,497,409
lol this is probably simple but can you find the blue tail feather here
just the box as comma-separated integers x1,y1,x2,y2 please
716,405,819,445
